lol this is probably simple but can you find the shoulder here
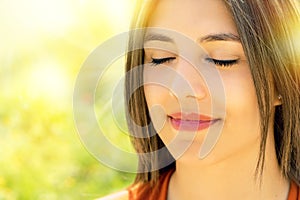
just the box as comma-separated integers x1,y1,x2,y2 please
96,190,129,200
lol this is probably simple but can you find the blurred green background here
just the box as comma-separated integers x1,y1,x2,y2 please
0,0,136,199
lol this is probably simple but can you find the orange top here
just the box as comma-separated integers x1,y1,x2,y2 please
289,181,300,200
128,169,300,200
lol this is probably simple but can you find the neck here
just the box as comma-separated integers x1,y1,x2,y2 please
167,134,289,200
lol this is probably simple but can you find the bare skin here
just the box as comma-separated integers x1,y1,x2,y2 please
143,0,289,199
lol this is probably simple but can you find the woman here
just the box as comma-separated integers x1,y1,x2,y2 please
102,0,300,199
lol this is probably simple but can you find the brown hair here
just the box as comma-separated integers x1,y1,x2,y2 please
125,0,300,186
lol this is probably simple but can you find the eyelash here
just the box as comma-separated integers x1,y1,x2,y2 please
149,57,238,68
205,58,238,68
150,57,176,66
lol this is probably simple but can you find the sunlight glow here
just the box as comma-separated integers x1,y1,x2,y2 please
27,60,69,101
18,0,74,33
102,0,132,18
0,0,136,198
96,0,134,31
0,0,75,47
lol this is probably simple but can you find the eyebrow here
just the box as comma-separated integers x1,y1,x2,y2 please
199,33,240,43
144,33,240,43
144,33,175,43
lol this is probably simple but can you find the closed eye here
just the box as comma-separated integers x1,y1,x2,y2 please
205,58,239,68
150,57,176,66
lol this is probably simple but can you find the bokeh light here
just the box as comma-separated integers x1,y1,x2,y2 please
27,59,69,101
0,0,136,199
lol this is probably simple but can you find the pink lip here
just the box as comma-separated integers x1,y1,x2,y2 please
168,113,218,131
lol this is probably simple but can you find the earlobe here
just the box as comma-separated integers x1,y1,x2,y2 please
274,94,283,106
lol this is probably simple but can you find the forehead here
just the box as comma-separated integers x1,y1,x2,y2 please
147,0,238,41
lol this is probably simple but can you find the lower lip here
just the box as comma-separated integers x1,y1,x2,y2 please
169,117,218,131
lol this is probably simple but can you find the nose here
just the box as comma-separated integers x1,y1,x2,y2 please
170,58,207,100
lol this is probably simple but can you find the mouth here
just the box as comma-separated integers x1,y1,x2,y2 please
168,112,219,131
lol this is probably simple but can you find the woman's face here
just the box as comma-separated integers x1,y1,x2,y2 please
143,0,265,164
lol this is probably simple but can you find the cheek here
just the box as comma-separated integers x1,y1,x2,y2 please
206,68,261,161
144,84,168,106
144,85,169,133
222,67,260,135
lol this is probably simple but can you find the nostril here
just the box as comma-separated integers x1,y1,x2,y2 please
185,85,207,100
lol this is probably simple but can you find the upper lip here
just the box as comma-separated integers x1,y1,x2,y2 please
168,112,215,121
